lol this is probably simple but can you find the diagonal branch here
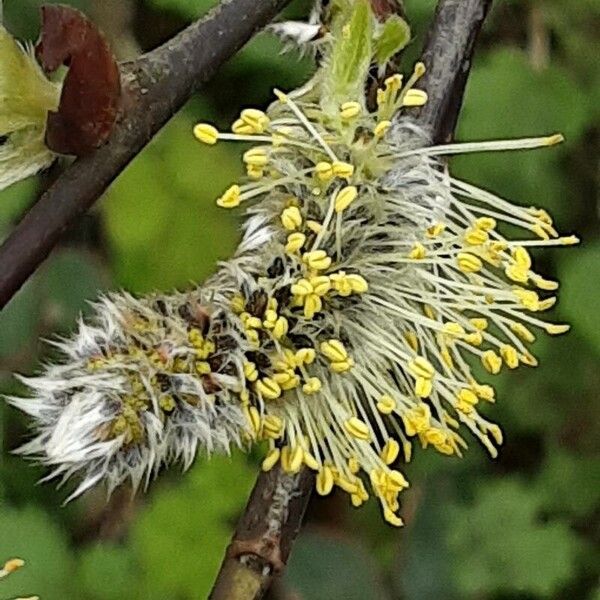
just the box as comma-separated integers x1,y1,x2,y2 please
209,0,493,598
0,0,291,309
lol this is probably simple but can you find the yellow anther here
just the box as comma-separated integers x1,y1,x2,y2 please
381,439,400,465
306,219,322,233
262,414,284,437
532,275,559,291
423,304,437,319
217,184,241,208
244,316,261,330
500,344,519,369
239,388,250,404
472,382,495,402
193,123,219,145
263,309,277,328
332,161,354,180
273,316,289,340
414,376,433,398
232,118,254,135
403,331,419,351
303,451,319,470
559,235,579,245
409,242,427,259
470,318,488,330
315,161,333,181
340,101,362,120
303,294,322,319
512,246,532,269
285,232,306,254
348,456,360,474
513,288,540,311
330,359,353,373
316,466,335,495
295,347,316,365
246,165,264,180
387,469,409,490
281,374,300,391
464,227,489,245
281,206,302,231
272,126,292,146
487,423,504,445
303,250,332,271
384,74,403,92
335,185,358,213
510,322,535,343
401,88,428,107
272,371,295,386
346,273,369,293
374,120,392,137
377,394,396,415
262,447,280,471
505,263,529,283
414,61,426,77
243,147,268,167
245,405,261,436
320,339,348,362
344,417,370,441
475,217,497,231
481,350,502,374
3,558,25,573
310,275,331,296
255,377,282,400
457,252,483,273
231,294,245,313
281,445,304,473
408,356,435,379
464,331,483,346
442,322,466,337
520,351,538,366
426,223,446,238
402,404,431,435
441,347,454,368
383,508,404,527
538,297,556,311
330,271,353,296
302,377,322,394
457,388,478,405
240,108,270,133
195,361,211,375
403,441,413,462
291,278,313,296
545,323,570,335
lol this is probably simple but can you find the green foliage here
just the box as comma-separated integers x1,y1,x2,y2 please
103,112,239,292
130,454,254,599
374,15,411,66
285,530,389,600
559,242,600,355
76,545,136,600
0,506,75,600
448,479,580,597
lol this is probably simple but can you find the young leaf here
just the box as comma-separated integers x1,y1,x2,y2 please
322,0,373,114
374,14,411,66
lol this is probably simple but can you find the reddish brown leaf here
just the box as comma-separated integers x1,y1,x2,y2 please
36,5,122,156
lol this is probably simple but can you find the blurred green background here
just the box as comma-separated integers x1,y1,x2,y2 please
0,0,598,598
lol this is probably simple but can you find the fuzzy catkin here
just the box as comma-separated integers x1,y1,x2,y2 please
8,6,578,525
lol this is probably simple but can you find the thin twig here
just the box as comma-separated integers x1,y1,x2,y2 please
0,0,291,309
209,1,493,598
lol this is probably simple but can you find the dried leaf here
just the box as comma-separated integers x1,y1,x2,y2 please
35,5,121,156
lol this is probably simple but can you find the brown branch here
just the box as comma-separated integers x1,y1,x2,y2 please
209,1,493,598
407,0,493,143
0,0,291,309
